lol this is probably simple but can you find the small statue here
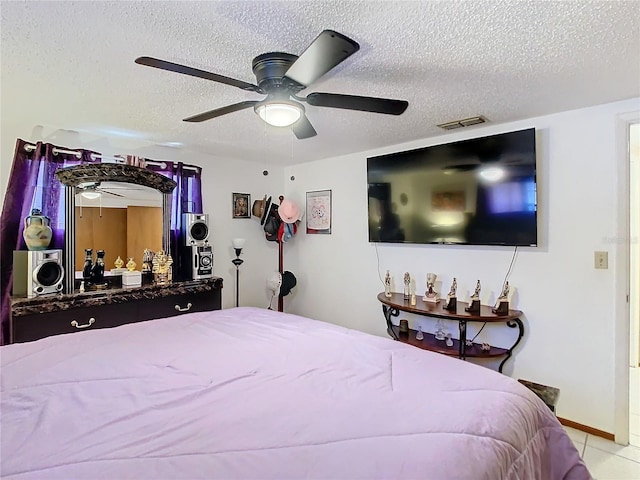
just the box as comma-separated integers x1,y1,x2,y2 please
435,318,446,341
126,257,137,272
492,282,510,315
82,248,93,282
445,333,454,347
416,325,424,341
422,272,440,303
141,249,154,273
403,272,411,300
89,250,106,288
443,277,458,312
465,280,481,313
384,270,392,298
152,250,173,285
114,256,124,269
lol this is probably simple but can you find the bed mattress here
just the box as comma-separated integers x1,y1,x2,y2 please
1,307,590,479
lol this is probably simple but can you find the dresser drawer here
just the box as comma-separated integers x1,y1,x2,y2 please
11,302,138,343
137,290,220,320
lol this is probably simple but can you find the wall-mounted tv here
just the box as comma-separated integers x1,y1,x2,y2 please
367,128,537,246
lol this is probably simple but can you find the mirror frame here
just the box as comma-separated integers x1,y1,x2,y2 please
55,164,177,293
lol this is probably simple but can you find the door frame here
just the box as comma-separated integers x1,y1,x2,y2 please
614,111,640,444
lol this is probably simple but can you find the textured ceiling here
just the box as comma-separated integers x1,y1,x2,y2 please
2,0,639,166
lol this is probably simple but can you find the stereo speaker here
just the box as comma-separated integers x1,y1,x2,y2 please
189,245,214,280
183,213,209,246
13,249,65,298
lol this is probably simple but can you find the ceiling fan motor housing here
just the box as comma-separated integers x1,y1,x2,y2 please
251,52,302,93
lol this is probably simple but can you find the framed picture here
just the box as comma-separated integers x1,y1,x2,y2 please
232,193,251,219
431,190,465,212
306,189,332,234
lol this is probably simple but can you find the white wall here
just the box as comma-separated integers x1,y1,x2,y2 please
283,98,640,434
0,123,285,310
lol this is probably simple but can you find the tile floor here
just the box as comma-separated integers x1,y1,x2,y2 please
563,426,640,479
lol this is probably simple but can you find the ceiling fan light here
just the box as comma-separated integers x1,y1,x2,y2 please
255,101,303,127
80,191,101,200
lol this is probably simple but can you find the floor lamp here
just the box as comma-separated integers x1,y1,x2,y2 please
231,238,245,307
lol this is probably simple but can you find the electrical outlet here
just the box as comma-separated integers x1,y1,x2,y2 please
594,251,608,269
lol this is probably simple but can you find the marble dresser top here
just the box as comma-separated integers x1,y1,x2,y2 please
11,277,223,317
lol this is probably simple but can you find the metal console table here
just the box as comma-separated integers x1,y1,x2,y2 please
378,292,524,373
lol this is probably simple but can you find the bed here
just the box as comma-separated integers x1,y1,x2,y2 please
1,307,589,479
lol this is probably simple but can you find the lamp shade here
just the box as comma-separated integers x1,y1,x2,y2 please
80,191,101,200
232,238,246,249
255,101,303,127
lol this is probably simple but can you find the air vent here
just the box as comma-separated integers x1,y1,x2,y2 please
437,116,488,130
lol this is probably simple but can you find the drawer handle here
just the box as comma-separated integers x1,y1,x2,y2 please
175,302,192,312
70,318,96,329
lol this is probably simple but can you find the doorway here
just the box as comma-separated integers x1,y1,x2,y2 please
629,122,639,447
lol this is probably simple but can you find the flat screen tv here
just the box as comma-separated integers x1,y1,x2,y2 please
367,128,537,246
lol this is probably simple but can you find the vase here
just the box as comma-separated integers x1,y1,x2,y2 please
23,209,53,251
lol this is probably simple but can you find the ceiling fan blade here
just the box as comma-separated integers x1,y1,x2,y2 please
135,57,261,93
183,101,259,123
99,190,126,198
305,92,408,115
292,114,317,140
283,30,359,87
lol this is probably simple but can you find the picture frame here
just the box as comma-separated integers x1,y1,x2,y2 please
431,190,465,212
306,189,332,234
232,193,251,219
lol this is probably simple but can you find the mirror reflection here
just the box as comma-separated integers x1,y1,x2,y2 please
74,182,163,274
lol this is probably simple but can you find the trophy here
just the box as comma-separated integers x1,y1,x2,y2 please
384,270,392,298
422,273,440,303
492,282,510,315
443,277,458,312
465,280,481,314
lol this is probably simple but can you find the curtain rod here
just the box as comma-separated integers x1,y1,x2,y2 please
23,143,200,171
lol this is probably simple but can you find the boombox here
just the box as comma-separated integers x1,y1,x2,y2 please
182,213,209,246
13,249,65,298
189,245,213,280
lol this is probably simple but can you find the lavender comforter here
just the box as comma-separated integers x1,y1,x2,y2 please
1,307,589,479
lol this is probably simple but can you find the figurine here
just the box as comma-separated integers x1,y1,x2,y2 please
114,256,124,269
443,277,458,312
403,272,411,300
465,280,481,313
445,333,454,347
435,318,446,340
152,250,173,284
384,270,392,298
82,248,93,282
126,257,137,272
416,325,424,341
492,282,510,315
422,272,440,303
89,250,107,288
141,249,154,273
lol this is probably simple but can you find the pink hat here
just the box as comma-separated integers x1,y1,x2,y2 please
278,199,300,224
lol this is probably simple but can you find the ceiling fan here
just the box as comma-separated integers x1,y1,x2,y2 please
135,30,409,139
77,182,126,199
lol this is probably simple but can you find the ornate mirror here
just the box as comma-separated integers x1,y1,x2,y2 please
55,164,177,293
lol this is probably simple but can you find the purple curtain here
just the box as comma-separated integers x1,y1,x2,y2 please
0,139,98,345
146,161,203,280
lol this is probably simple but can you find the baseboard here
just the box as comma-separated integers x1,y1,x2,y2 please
558,417,615,441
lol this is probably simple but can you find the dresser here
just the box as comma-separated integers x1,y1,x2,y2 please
10,277,223,343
